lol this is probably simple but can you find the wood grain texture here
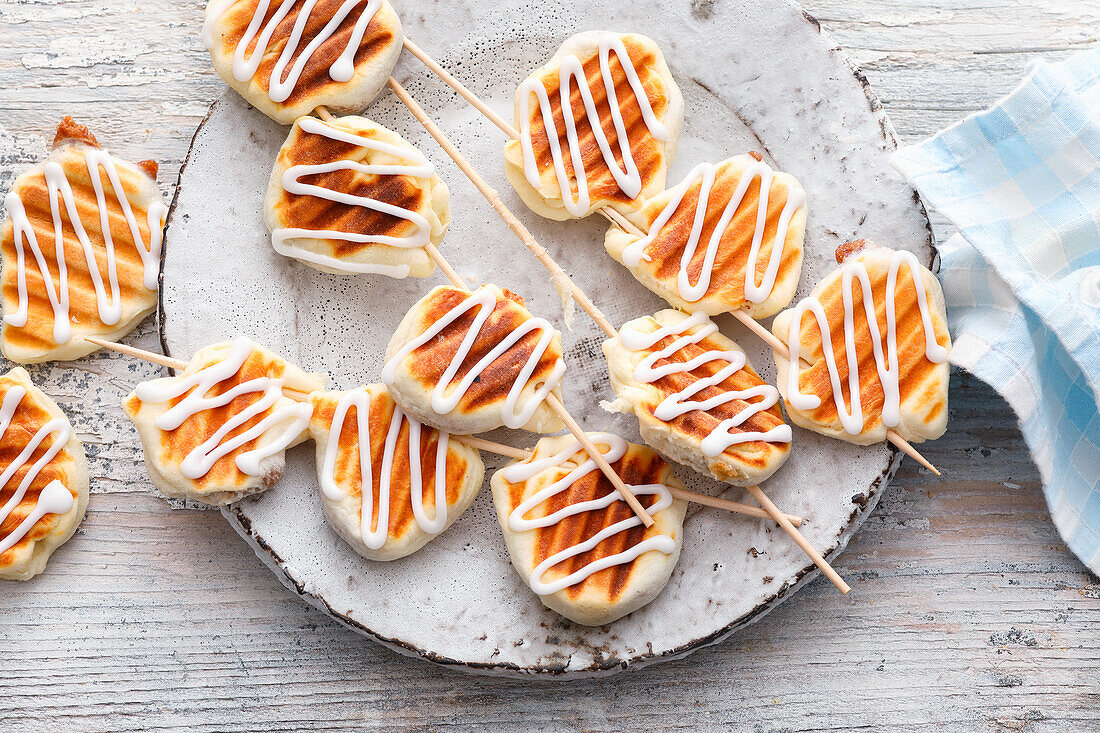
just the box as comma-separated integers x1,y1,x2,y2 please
0,0,1097,731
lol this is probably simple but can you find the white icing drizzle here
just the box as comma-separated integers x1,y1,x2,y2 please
203,0,383,104
382,286,566,430
272,116,437,277
785,249,950,435
134,339,313,480
0,385,75,555
3,149,165,344
619,312,792,457
499,433,675,595
518,32,670,217
319,389,450,549
621,160,806,304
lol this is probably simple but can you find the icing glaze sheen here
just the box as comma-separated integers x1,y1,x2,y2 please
621,160,806,305
619,312,792,457
383,287,565,430
272,116,436,277
319,389,449,550
203,0,384,104
134,339,313,479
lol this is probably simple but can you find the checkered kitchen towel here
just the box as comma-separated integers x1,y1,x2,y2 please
892,48,1100,575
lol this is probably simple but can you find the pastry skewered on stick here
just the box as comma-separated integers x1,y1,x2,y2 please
383,83,850,592
265,113,450,277
1,117,167,363
380,261,654,525
392,55,939,474
396,39,811,321
309,384,483,561
121,339,326,506
491,433,687,625
771,242,951,463
89,338,801,525
203,0,405,125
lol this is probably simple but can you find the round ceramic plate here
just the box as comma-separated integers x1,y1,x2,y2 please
161,0,932,676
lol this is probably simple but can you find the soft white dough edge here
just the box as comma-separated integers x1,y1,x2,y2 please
308,385,485,562
771,244,951,445
122,341,328,506
262,115,451,277
602,309,792,487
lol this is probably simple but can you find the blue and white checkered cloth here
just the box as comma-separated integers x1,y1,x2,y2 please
892,48,1100,575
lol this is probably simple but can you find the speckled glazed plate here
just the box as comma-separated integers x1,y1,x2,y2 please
160,0,932,676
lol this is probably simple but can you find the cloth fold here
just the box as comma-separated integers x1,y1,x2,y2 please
893,48,1100,574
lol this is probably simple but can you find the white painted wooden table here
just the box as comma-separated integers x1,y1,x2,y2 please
1,1,1097,730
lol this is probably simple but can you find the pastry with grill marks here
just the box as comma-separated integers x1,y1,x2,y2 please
203,0,404,124
383,284,566,435
604,309,792,487
123,339,327,505
309,384,483,561
491,433,687,626
0,367,89,581
1,117,166,363
264,114,450,277
771,241,951,445
504,31,683,221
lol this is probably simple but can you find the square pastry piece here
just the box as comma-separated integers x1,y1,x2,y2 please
0,367,88,581
504,31,684,220
124,339,327,505
1,118,166,363
264,115,450,277
384,284,566,435
204,0,404,124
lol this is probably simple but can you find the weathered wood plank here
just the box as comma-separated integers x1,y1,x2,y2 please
0,0,1096,731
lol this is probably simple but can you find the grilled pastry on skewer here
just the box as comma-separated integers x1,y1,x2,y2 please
123,339,327,505
604,155,807,319
309,384,483,561
771,241,951,445
264,114,450,277
383,284,566,435
491,432,687,626
1,118,166,363
0,368,89,581
603,309,792,486
203,0,404,124
504,31,684,221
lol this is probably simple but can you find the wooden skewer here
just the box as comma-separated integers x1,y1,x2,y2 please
386,77,618,340
76,343,797,528
84,336,186,370
342,158,651,525
84,337,317,401
745,484,850,594
398,44,940,477
457,435,804,526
